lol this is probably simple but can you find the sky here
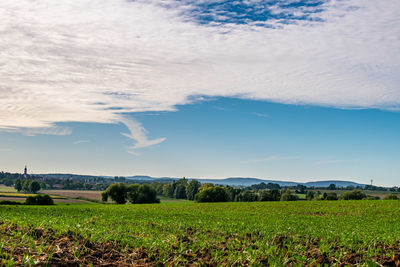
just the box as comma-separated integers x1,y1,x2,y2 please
0,0,399,186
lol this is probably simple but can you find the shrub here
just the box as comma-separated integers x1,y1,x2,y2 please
306,191,315,200
25,194,54,205
136,184,160,204
236,191,258,202
102,183,160,204
384,194,398,200
0,200,22,205
259,189,281,201
341,190,366,200
195,186,229,202
101,183,127,204
364,195,380,200
280,191,299,201
322,192,338,200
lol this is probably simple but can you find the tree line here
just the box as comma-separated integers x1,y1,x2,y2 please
102,178,398,204
101,183,160,204
14,179,41,194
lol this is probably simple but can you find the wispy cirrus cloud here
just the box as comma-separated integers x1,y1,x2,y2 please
252,112,269,118
73,140,90,145
120,117,166,155
19,126,72,136
0,0,399,152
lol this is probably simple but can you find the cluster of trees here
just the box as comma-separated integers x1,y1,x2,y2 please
384,194,399,200
0,194,54,205
101,183,159,204
0,172,23,186
25,194,54,205
157,178,202,200
306,190,387,201
245,182,281,190
14,179,42,194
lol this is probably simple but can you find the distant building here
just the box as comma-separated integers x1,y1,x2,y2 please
24,165,28,178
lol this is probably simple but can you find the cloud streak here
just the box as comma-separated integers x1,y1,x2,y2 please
73,140,90,145
0,0,399,151
120,117,166,154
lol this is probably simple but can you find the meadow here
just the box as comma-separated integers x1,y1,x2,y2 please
1,200,400,266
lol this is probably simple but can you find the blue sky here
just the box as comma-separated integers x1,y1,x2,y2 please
0,0,399,186
2,97,400,186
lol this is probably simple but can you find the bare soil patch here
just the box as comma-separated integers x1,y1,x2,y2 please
41,190,101,200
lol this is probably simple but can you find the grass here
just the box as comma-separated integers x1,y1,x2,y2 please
0,193,66,199
0,185,16,193
1,200,400,265
158,196,191,203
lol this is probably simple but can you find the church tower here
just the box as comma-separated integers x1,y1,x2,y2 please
24,165,27,178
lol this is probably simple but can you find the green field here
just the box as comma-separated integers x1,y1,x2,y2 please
1,200,400,266
0,185,16,193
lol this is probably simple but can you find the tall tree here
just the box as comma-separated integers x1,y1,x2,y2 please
14,179,22,192
186,180,201,200
29,181,41,194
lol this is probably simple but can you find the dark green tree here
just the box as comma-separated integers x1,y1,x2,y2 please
322,192,338,200
195,186,229,202
127,184,140,204
225,186,241,202
29,181,41,194
341,190,366,200
280,190,299,201
384,194,398,200
296,184,306,194
186,180,201,200
163,183,175,198
14,179,22,192
306,191,315,200
259,189,281,201
174,184,187,199
101,183,127,204
22,180,31,193
328,184,336,190
236,191,258,202
136,184,159,204
25,194,54,205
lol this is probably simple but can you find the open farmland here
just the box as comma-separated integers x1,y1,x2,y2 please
0,185,16,193
41,190,102,201
0,188,91,204
1,200,400,266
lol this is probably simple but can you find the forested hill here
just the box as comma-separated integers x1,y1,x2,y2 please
29,173,366,188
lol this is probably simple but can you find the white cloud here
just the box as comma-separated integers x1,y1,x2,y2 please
120,117,166,154
0,0,399,150
73,140,90,145
252,112,269,118
23,126,72,136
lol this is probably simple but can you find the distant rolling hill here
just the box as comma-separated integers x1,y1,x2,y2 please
37,173,366,188
124,176,366,188
196,178,365,188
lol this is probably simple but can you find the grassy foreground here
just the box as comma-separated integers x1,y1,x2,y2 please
1,200,400,266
